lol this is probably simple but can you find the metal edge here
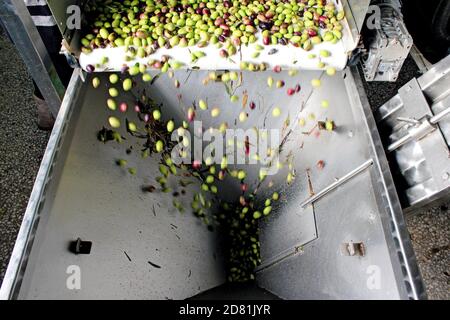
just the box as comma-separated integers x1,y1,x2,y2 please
340,0,367,53
417,54,450,94
0,69,83,300
347,67,426,300
404,189,450,215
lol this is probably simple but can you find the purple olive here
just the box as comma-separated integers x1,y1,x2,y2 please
86,64,95,73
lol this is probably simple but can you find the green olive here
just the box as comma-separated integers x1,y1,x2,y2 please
153,109,162,121
167,120,175,133
109,88,119,97
109,74,119,84
156,140,164,152
92,77,101,89
107,98,117,111
108,116,120,128
123,78,133,91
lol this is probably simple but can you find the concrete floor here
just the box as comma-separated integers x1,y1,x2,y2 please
0,29,448,299
0,29,50,288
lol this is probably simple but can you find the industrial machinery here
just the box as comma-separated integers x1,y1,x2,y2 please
0,0,449,300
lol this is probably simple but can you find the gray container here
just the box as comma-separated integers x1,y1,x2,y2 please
0,67,425,300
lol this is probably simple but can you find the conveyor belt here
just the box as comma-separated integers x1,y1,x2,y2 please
79,0,359,72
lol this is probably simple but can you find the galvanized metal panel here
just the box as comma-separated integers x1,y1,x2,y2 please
258,70,372,270
256,68,425,299
257,170,403,299
15,72,226,300
376,55,450,212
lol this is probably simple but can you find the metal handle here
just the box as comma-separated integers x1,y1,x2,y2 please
387,106,450,153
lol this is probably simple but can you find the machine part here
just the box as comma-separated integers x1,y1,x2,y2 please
45,0,86,48
0,67,425,300
69,238,92,255
409,45,433,74
61,48,80,69
78,0,369,72
361,2,413,82
387,106,450,153
376,54,450,212
44,0,370,72
0,0,65,117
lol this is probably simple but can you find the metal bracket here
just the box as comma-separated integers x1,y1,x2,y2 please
387,107,450,152
361,1,413,82
69,238,92,255
386,78,450,152
341,242,365,257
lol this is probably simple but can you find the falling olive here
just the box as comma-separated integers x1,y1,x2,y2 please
253,211,262,219
109,74,119,84
109,88,119,97
108,116,120,128
153,110,162,121
92,77,101,89
211,107,220,118
107,99,117,111
167,120,175,133
123,78,133,91
199,99,208,111
272,107,281,117
156,140,164,153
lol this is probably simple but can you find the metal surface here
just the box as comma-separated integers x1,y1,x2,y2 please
0,0,65,117
344,0,371,35
387,106,450,153
46,0,81,45
361,2,413,82
255,67,425,300
1,65,424,299
1,70,226,300
376,55,450,212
